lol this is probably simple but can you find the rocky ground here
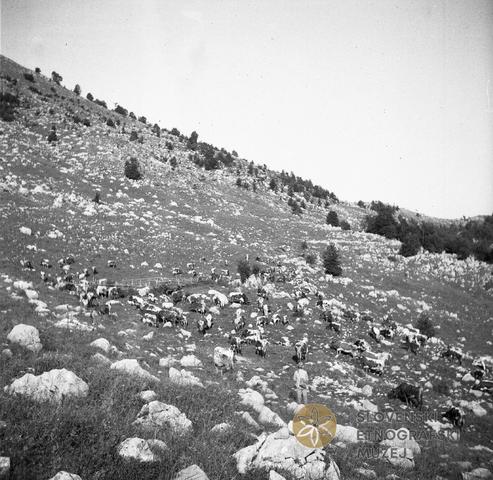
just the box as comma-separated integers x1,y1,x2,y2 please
1,55,492,480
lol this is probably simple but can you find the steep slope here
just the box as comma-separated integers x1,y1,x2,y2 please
1,55,492,480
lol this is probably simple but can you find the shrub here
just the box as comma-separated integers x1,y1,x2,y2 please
291,202,302,215
166,141,174,151
322,244,342,276
106,118,115,128
357,200,366,208
86,92,93,101
129,112,136,119
152,123,160,137
305,253,317,266
73,115,81,124
124,157,143,180
236,178,242,187
232,150,238,157
326,210,340,227
93,192,100,203
129,130,138,141
114,105,128,116
51,71,62,84
35,67,41,74
94,99,107,108
399,233,421,257
434,381,450,396
82,118,91,127
47,129,58,143
340,220,351,231
0,92,19,122
23,73,35,82
169,156,178,169
415,312,435,338
29,86,41,95
188,131,198,150
74,84,81,95
138,116,147,124
237,259,252,282
171,127,180,136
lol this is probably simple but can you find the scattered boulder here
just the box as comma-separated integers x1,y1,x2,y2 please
335,424,362,444
180,354,203,368
0,457,9,480
139,390,158,403
238,388,265,412
48,472,82,480
7,324,42,352
90,338,110,353
117,437,160,463
211,422,232,434
257,405,286,428
133,400,193,436
233,427,340,480
169,367,204,388
4,368,88,402
91,353,112,366
172,464,209,480
111,359,159,382
462,468,493,480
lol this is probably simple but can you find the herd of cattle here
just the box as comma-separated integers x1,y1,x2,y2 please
20,254,493,431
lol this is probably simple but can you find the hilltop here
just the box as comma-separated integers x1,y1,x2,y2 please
0,54,492,480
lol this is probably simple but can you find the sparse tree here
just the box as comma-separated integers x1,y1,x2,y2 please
188,131,198,150
415,312,435,338
326,210,340,227
74,84,81,96
86,92,94,101
124,157,143,180
51,71,63,85
322,244,342,276
237,259,251,283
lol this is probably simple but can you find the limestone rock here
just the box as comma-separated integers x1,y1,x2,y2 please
48,472,82,480
5,368,88,402
7,324,42,352
117,437,160,463
172,464,209,480
169,367,204,388
133,400,192,436
111,359,159,382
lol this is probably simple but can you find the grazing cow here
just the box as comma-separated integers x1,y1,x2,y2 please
325,319,341,333
442,407,465,429
107,260,116,268
172,267,182,275
40,259,52,268
229,335,243,355
190,298,207,314
294,337,309,363
186,262,196,270
472,379,493,395
256,316,268,328
332,340,354,357
40,271,52,283
96,285,108,298
211,291,228,307
58,256,75,267
440,346,463,365
354,339,370,353
262,303,269,317
171,290,184,304
229,291,249,305
255,338,268,357
404,335,420,355
220,269,230,276
214,346,235,373
20,260,34,270
241,328,263,345
295,298,310,314
387,383,423,409
369,326,382,343
380,324,396,339
360,351,390,376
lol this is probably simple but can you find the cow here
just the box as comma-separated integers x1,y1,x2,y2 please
58,256,75,267
360,351,390,376
20,260,34,270
442,407,465,429
172,267,182,275
387,383,423,409
241,328,263,345
354,339,370,353
229,335,244,355
256,316,268,328
107,260,116,268
96,285,108,298
325,320,341,333
369,326,383,343
190,298,207,314
229,292,249,304
404,335,420,355
186,262,196,270
440,346,463,365
255,338,268,357
294,337,309,363
209,290,228,307
40,259,52,268
332,340,354,357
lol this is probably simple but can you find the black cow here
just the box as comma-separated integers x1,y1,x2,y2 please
387,383,423,409
442,407,465,429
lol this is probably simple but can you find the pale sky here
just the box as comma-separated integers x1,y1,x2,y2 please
1,0,492,219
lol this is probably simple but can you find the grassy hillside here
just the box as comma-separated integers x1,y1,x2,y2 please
1,55,492,480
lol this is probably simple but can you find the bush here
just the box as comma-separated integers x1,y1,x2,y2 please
171,127,180,136
82,118,91,127
138,116,147,124
93,192,100,203
322,244,342,276
291,202,302,215
74,84,81,96
0,92,19,122
35,67,41,74
166,141,174,151
129,130,138,141
326,210,340,227
237,259,252,283
399,233,421,257
169,156,178,169
23,73,35,82
301,240,308,250
114,105,128,116
47,130,58,143
415,312,435,338
51,71,63,84
129,112,136,119
188,131,198,150
124,157,143,180
152,123,161,137
340,220,351,231
86,92,93,101
236,178,242,187
106,118,115,128
94,99,107,108
305,253,317,266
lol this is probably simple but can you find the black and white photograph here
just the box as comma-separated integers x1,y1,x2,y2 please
0,1,492,479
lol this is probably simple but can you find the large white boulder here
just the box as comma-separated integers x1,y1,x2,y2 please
4,369,88,402
48,472,82,480
133,400,193,436
90,338,110,353
111,359,159,382
180,355,202,368
238,388,265,412
257,406,286,428
169,367,204,388
172,464,209,480
117,437,162,463
335,424,363,444
7,324,42,352
233,427,340,480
